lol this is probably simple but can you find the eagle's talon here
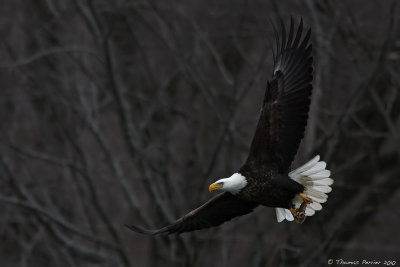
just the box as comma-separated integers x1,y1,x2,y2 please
296,210,306,223
299,193,313,204
289,207,299,223
290,202,308,224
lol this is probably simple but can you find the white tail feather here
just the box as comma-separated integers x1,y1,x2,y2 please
305,206,315,216
285,209,294,221
309,202,322,210
275,155,333,222
276,208,294,222
276,208,286,222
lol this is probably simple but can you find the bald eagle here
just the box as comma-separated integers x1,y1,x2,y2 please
127,18,333,235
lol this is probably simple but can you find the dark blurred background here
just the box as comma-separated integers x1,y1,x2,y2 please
1,0,400,266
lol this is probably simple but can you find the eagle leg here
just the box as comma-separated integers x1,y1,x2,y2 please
299,193,313,204
290,202,307,224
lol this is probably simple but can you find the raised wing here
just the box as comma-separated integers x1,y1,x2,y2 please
126,192,258,235
245,18,313,172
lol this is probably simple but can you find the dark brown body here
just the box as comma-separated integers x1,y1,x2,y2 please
238,163,304,209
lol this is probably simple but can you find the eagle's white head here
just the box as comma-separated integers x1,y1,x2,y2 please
209,173,248,195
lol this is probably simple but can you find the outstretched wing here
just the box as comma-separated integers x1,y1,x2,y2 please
126,192,258,235
245,18,313,172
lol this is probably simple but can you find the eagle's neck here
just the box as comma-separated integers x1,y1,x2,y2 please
220,173,248,195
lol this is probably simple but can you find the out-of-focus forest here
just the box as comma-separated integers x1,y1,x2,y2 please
1,0,400,266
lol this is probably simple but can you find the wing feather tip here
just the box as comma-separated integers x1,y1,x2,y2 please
125,224,162,236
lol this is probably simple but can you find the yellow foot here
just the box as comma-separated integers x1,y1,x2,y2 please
290,202,307,224
289,208,299,223
299,193,313,204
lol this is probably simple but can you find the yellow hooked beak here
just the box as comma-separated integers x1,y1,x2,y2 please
209,183,223,192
